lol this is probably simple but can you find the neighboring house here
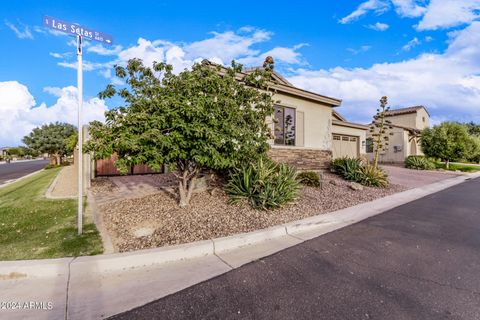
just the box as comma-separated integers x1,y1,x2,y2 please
366,106,430,163
241,67,367,170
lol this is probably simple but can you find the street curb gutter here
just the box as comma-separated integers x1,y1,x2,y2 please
1,173,478,277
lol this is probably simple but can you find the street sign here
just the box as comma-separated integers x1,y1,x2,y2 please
43,16,113,44
44,15,112,235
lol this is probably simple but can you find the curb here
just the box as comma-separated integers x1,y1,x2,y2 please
0,168,45,189
1,172,478,277
71,240,214,274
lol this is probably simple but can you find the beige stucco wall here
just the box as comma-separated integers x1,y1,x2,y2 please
268,92,333,151
385,108,429,130
366,127,408,163
332,124,367,155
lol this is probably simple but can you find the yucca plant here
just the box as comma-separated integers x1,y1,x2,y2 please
331,157,363,181
356,164,388,187
226,158,299,210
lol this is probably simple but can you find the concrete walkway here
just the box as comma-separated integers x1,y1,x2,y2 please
0,173,477,320
47,165,77,198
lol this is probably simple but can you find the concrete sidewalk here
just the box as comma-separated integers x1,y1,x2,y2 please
1,172,478,320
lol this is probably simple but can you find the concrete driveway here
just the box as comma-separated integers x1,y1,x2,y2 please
382,165,459,189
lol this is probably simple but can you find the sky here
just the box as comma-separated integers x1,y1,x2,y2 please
1,0,480,146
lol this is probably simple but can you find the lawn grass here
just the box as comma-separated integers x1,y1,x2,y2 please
435,162,480,172
0,168,103,260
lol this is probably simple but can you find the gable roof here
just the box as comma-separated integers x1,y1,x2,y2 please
384,105,430,117
244,67,293,86
332,110,346,121
202,60,342,107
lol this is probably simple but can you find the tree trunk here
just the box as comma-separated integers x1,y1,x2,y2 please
445,159,450,170
50,154,61,165
177,164,200,207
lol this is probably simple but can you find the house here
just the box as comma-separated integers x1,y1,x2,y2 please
240,67,368,170
366,106,429,163
91,62,369,176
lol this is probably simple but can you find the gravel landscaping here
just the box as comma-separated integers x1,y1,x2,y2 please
92,172,406,252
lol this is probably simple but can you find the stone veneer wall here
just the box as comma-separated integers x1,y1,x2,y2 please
268,147,332,170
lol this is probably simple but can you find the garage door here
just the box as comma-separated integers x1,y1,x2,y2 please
332,135,359,159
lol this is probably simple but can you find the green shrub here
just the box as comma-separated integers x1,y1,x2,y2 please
356,165,388,187
226,158,299,210
331,157,388,187
331,157,363,181
45,162,71,170
297,171,320,187
405,156,435,170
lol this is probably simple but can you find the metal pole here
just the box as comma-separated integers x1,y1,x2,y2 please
77,34,83,235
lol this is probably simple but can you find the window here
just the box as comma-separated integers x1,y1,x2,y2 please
422,116,426,123
366,138,374,153
274,106,296,146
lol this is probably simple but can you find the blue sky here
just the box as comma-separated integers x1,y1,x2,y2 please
1,0,480,146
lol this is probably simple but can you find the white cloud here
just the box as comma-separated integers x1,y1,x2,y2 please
367,22,390,31
57,60,114,72
341,0,480,31
118,38,166,68
0,82,107,146
402,37,421,51
347,45,372,55
339,0,390,24
391,0,427,17
417,0,480,30
287,21,480,125
184,29,272,65
4,21,33,39
111,28,306,73
87,44,123,56
49,52,63,59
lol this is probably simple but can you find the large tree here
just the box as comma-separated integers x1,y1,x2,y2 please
23,122,77,164
86,58,276,207
421,122,472,168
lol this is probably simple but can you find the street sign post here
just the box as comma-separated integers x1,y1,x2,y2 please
44,16,112,235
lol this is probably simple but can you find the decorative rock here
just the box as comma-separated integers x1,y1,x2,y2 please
133,227,155,238
193,175,209,193
209,187,222,196
349,182,364,191
329,179,339,186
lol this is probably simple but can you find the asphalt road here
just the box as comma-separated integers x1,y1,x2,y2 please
111,177,480,320
0,159,49,185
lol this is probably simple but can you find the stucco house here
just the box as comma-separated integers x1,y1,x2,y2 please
241,67,368,170
91,63,368,176
366,106,430,163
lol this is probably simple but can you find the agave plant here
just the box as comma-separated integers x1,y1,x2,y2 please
226,158,299,210
356,164,388,188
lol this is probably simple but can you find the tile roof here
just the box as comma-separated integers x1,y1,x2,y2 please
384,106,428,116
